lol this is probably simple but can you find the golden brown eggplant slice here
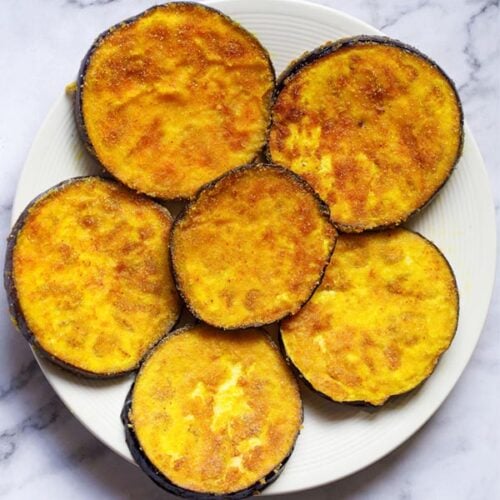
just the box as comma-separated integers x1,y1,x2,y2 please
76,2,275,200
280,229,459,406
4,177,181,377
170,164,337,329
268,36,463,232
122,324,302,498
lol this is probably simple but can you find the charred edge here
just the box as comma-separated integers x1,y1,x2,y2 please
169,163,337,330
3,176,181,379
121,326,302,499
277,227,460,407
265,35,465,233
75,2,276,201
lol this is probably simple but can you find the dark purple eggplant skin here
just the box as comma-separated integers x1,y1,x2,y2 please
74,2,276,201
266,35,465,233
121,325,303,499
3,176,181,379
278,228,460,408
169,163,337,331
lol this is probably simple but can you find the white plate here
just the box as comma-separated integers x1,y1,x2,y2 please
11,0,496,495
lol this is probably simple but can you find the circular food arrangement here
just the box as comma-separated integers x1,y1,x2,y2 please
4,2,464,498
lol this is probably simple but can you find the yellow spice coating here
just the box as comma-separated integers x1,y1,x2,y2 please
281,229,458,405
81,3,274,199
130,325,302,495
13,178,180,375
171,165,337,329
269,42,462,231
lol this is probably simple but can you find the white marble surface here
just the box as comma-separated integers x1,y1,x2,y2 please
0,0,498,498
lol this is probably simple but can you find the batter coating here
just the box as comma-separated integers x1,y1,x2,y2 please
124,325,302,497
6,177,180,376
77,3,274,199
269,37,463,231
281,229,459,405
171,164,337,329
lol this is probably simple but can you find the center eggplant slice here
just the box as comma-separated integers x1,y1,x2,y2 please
170,164,337,329
122,324,302,498
280,229,459,406
4,177,181,377
76,2,275,200
268,36,463,232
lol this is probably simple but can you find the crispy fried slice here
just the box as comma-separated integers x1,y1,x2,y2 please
77,3,274,199
171,164,337,329
6,177,180,376
269,37,463,231
280,229,459,405
124,324,302,497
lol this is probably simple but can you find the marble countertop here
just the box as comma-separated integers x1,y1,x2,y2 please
0,0,498,498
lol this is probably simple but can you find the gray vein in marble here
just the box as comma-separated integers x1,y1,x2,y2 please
0,202,13,217
67,0,120,8
378,0,440,31
0,435,15,462
459,0,499,94
453,436,473,454
19,397,60,432
66,441,106,467
16,441,107,492
0,396,62,463
0,360,37,401
398,484,412,500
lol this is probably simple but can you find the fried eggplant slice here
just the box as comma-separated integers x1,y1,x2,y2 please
170,164,337,329
122,324,302,498
280,229,459,406
4,177,181,377
76,2,275,199
268,36,463,231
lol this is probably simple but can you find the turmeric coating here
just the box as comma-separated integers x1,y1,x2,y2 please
269,38,462,231
171,164,337,329
281,229,459,405
129,325,302,495
11,178,180,375
80,3,274,199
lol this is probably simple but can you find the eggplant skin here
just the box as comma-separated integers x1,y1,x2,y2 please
122,389,294,499
4,176,181,379
266,35,464,233
121,325,303,499
169,163,337,330
74,2,275,201
279,229,459,407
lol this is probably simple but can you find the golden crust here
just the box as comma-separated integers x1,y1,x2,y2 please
171,164,337,329
281,229,459,405
12,178,180,375
269,40,462,231
80,3,274,199
130,324,302,495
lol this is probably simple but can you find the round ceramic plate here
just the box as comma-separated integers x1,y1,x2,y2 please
11,0,496,495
